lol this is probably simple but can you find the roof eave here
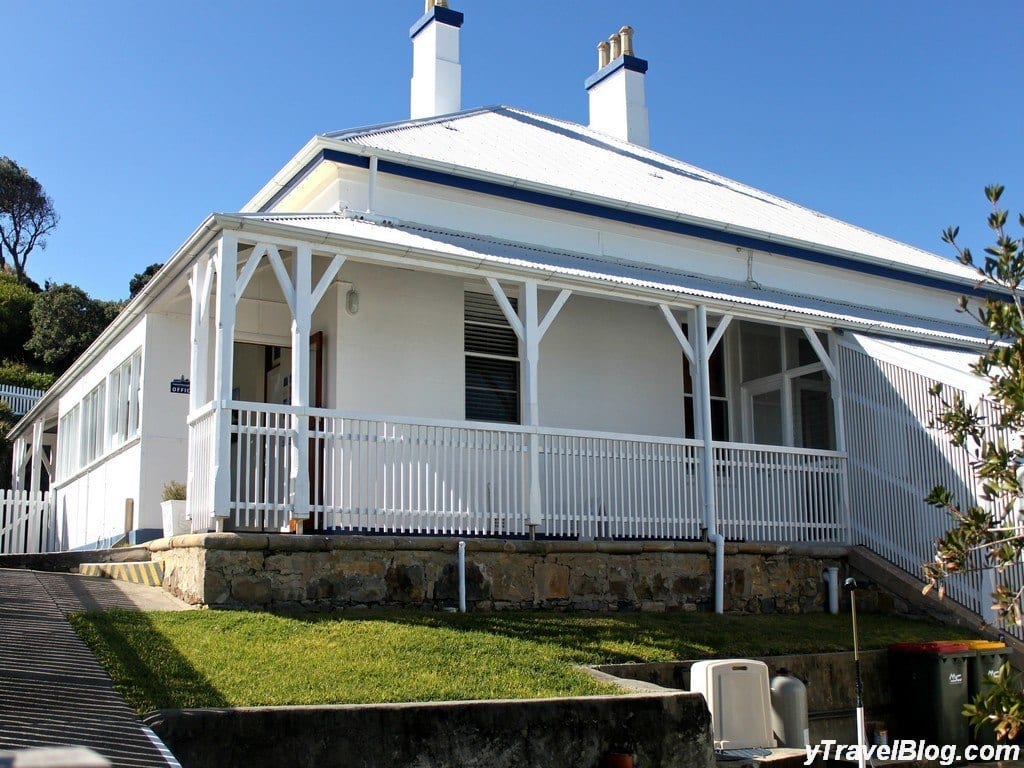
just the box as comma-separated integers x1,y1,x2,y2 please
7,214,224,440
240,136,329,213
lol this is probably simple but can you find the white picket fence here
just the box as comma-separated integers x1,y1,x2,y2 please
0,490,55,554
0,384,45,416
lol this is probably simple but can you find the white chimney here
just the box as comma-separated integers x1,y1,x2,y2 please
410,0,464,119
586,26,650,147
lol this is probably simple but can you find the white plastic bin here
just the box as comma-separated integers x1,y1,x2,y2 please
690,658,774,749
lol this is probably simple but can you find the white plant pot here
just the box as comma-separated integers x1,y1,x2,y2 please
161,499,190,538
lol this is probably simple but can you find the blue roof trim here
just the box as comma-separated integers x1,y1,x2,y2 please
269,148,990,299
584,55,649,91
410,6,465,39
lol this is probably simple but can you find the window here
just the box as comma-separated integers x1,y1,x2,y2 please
681,324,730,440
79,381,106,466
57,404,81,480
55,349,142,481
107,350,141,449
465,291,520,424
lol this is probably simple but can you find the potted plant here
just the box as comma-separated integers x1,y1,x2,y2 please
161,481,189,538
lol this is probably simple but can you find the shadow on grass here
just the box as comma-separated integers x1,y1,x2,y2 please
283,609,966,665
69,609,230,713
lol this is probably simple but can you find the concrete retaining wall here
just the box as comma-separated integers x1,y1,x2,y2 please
144,692,715,768
150,533,858,613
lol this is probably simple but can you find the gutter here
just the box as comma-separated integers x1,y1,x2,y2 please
7,215,222,440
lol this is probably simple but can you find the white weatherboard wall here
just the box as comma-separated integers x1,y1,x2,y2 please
539,293,685,436
335,261,464,420
54,316,147,550
138,312,191,534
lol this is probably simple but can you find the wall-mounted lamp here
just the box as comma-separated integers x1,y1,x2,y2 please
345,288,360,316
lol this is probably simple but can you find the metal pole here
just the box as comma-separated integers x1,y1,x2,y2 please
846,577,867,768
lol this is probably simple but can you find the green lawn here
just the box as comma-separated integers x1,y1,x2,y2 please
70,610,977,714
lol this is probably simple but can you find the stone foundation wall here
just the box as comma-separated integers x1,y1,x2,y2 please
151,533,856,613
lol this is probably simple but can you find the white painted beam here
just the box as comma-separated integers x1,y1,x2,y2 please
29,421,43,494
189,259,212,412
708,315,734,356
537,289,572,341
311,254,346,312
290,244,313,523
803,327,838,380
485,277,525,341
521,280,542,527
212,232,239,521
659,304,695,363
266,244,296,314
234,244,268,304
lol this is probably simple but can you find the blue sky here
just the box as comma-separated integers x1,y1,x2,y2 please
4,1,1022,299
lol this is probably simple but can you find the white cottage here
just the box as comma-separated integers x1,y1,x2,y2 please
4,2,997,616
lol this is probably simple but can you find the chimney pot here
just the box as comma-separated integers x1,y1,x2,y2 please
619,25,634,56
597,41,610,69
608,34,621,61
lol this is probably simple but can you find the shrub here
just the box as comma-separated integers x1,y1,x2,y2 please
162,481,187,502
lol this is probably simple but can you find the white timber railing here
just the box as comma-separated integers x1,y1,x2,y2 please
187,401,850,543
185,405,217,534
0,384,45,417
714,443,849,543
836,343,1020,636
0,490,55,554
539,430,704,540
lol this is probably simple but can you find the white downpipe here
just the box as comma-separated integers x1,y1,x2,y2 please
824,566,840,614
367,156,378,214
696,305,724,614
458,540,467,613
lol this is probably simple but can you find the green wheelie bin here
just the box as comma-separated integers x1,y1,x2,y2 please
964,639,1010,746
888,641,972,749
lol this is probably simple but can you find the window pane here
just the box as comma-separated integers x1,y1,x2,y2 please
740,322,782,381
465,291,520,424
710,399,729,441
466,388,520,423
751,388,783,445
466,356,519,392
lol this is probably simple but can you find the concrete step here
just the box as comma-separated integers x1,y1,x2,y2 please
79,561,163,587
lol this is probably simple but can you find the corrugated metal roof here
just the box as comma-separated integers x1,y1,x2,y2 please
322,106,978,286
252,213,985,346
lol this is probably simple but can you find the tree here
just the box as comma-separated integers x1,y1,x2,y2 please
129,263,163,298
926,184,1024,739
0,157,58,283
25,284,122,375
0,269,37,363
